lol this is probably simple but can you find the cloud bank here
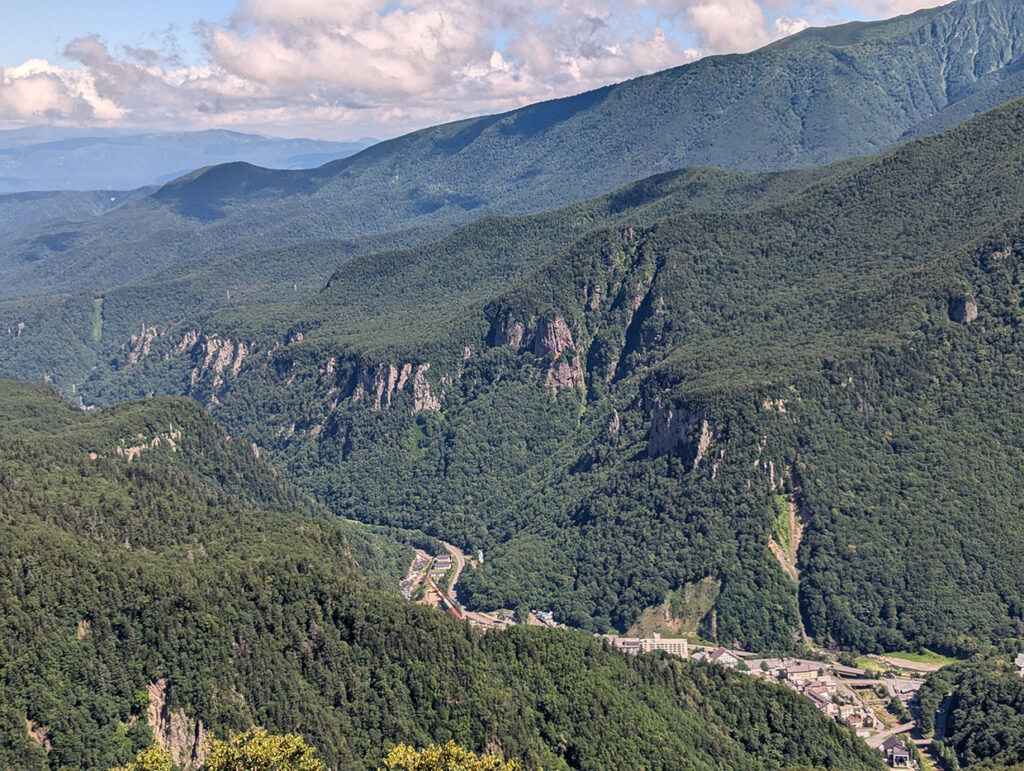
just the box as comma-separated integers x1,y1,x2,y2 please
0,0,943,137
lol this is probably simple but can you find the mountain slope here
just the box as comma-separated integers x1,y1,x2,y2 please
0,379,881,771
2,0,1024,303
70,93,1024,654
0,162,842,390
0,187,155,238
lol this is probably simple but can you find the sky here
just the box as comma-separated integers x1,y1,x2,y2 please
0,0,947,140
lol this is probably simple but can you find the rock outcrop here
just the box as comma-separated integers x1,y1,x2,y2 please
491,314,527,348
647,399,718,468
532,317,575,357
25,718,52,754
115,425,183,462
413,363,441,412
173,329,200,355
348,361,439,412
949,296,979,324
195,336,248,388
490,313,585,394
546,355,585,392
147,679,206,770
126,326,160,365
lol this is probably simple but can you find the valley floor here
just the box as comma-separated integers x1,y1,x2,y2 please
398,548,953,769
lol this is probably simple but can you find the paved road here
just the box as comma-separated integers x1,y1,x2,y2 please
934,694,951,741
866,723,915,749
441,541,466,604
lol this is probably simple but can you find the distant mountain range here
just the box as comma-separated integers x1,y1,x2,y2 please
1,0,1023,306
0,127,375,193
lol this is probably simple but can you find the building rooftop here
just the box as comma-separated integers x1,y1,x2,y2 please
881,736,909,753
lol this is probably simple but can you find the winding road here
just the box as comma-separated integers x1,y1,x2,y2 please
441,540,466,599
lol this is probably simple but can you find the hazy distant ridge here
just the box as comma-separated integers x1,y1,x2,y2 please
0,128,375,192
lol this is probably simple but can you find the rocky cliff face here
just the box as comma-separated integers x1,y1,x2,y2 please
191,335,249,390
532,317,574,357
147,679,206,770
491,313,585,393
492,314,527,348
348,361,440,412
949,296,979,324
119,327,253,404
113,425,183,462
646,398,717,469
412,363,442,412
126,326,160,365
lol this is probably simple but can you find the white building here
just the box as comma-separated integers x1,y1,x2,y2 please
707,647,740,668
644,633,689,657
605,633,689,659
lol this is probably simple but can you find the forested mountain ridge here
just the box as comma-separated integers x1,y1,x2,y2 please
2,0,1024,306
0,187,155,238
0,379,417,582
0,379,883,770
0,162,843,390
70,93,1024,654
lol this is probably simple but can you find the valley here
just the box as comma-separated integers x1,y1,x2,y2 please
396,542,962,768
0,379,885,770
48,92,1024,659
5,0,1024,768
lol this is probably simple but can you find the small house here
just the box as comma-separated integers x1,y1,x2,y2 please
708,647,740,668
881,736,911,768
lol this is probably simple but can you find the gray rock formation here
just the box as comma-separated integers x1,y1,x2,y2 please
647,399,717,468
147,679,206,769
413,363,441,412
949,296,979,324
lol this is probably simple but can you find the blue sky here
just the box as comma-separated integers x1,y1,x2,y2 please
0,0,944,138
1,1,236,66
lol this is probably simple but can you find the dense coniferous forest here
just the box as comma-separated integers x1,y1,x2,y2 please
0,379,882,770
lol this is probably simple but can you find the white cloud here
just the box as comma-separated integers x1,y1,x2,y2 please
0,0,943,137
684,0,775,53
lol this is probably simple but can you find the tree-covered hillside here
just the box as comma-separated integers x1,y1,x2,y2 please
919,656,1024,768
0,187,154,238
1,0,1023,306
0,162,841,390
0,379,881,770
65,93,1024,656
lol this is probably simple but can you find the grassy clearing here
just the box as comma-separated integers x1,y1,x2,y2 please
91,297,103,344
886,649,959,667
854,657,887,672
772,494,792,550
